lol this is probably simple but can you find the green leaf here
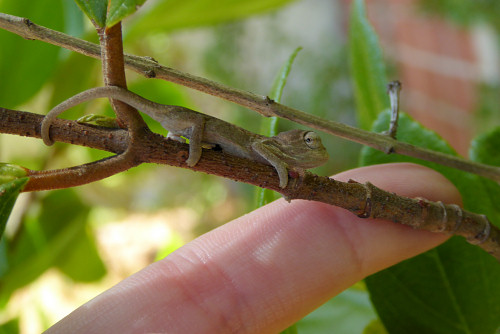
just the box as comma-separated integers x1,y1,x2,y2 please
0,163,27,185
297,287,377,334
48,49,98,111
269,47,303,105
360,111,500,334
0,189,105,305
126,0,297,38
55,224,106,282
107,0,148,27
469,126,500,166
0,318,19,334
466,128,500,227
0,0,64,108
280,324,298,334
0,177,28,242
363,319,388,334
73,0,107,27
256,47,302,208
349,0,389,130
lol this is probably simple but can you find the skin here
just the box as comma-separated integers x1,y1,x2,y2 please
45,163,461,334
40,86,329,188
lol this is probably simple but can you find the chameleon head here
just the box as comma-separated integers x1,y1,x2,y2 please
272,129,329,169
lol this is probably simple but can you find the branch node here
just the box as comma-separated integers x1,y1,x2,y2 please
145,69,156,78
437,201,447,232
384,144,396,154
416,198,429,227
449,204,463,234
22,18,33,27
264,96,275,105
143,56,158,63
468,215,492,245
357,182,373,218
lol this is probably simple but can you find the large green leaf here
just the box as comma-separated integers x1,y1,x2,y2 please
0,0,64,108
126,0,297,38
348,0,388,130
0,189,105,305
297,287,377,334
360,111,500,334
0,318,19,334
469,126,500,166
55,223,106,282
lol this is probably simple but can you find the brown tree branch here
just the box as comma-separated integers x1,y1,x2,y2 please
2,106,499,260
98,22,145,133
25,22,149,190
24,151,139,191
1,13,499,183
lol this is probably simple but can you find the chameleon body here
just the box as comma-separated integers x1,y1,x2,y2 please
41,86,329,188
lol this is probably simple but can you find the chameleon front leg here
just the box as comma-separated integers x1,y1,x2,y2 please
185,119,205,167
251,141,289,188
165,116,206,167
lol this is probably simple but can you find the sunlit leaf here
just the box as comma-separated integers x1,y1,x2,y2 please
107,0,148,27
469,126,500,166
0,164,27,184
0,177,28,242
73,0,107,27
127,0,298,38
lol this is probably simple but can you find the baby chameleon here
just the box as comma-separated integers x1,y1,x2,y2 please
41,86,329,188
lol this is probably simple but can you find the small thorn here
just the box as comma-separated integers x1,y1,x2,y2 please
386,80,402,139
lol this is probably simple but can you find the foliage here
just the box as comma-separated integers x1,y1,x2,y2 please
360,112,500,333
0,0,66,109
350,1,500,332
0,165,27,241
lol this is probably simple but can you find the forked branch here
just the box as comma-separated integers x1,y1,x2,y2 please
1,13,500,182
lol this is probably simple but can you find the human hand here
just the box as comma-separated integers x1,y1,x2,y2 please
45,163,461,334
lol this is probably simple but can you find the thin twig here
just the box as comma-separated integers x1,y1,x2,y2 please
25,150,139,191
1,13,500,182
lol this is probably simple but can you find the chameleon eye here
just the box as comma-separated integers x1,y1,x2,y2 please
303,131,322,149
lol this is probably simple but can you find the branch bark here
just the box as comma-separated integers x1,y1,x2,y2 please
2,107,499,260
1,13,499,182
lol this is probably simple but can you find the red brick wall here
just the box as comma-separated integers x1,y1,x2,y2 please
345,0,483,155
